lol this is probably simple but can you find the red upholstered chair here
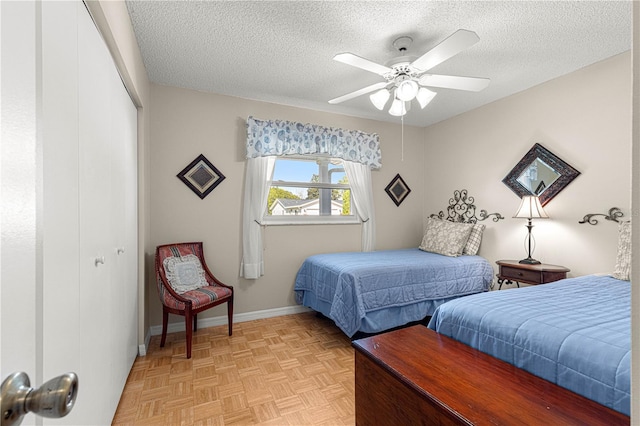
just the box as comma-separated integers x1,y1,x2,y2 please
155,242,233,358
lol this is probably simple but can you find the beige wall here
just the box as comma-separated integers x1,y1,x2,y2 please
423,52,632,280
148,84,425,325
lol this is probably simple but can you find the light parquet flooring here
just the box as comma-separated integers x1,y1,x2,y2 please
112,312,356,425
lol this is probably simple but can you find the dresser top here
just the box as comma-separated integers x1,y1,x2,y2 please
352,325,625,425
497,259,570,272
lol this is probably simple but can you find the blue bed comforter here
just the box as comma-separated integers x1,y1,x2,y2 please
294,248,493,337
428,275,631,415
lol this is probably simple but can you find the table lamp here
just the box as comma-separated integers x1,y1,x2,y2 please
513,195,549,264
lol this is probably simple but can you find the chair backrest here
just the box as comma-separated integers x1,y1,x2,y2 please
155,242,207,303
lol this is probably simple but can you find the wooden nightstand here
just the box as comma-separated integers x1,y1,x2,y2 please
496,260,570,290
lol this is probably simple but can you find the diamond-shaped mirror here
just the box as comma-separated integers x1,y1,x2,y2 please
503,143,580,206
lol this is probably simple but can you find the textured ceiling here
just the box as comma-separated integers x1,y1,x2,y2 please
125,1,631,127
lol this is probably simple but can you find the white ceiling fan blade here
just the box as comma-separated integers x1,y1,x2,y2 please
328,82,388,104
419,74,490,92
411,29,480,72
333,53,392,76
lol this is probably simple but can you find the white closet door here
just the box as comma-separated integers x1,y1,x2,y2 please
109,63,139,394
77,5,114,422
2,2,137,425
75,2,138,423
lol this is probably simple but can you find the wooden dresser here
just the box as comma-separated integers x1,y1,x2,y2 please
352,325,629,425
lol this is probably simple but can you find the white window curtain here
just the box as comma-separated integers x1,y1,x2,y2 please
240,156,275,279
343,160,376,251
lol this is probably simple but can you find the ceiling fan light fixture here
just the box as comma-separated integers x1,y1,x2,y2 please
327,29,489,118
396,79,419,101
370,88,391,110
416,87,437,109
388,98,407,116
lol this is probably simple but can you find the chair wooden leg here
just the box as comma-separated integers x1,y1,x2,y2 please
193,314,198,332
160,310,169,348
185,310,193,359
227,297,234,336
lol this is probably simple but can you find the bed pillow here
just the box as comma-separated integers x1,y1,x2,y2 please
163,254,209,294
463,223,486,256
419,217,474,257
613,221,631,281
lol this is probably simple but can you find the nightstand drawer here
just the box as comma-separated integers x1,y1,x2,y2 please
500,266,541,283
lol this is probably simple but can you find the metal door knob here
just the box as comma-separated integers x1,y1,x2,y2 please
1,371,78,426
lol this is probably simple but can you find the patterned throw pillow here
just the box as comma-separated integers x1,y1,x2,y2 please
163,254,209,294
613,221,631,281
463,223,486,256
419,217,474,257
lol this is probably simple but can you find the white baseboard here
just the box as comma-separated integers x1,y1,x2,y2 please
138,330,151,356
137,305,312,356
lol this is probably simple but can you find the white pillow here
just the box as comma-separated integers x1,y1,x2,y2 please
419,217,474,257
163,254,209,294
613,221,631,281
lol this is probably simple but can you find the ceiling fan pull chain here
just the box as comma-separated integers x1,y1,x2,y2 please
401,113,404,162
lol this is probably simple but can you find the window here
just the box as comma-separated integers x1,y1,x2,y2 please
263,156,358,225
242,117,380,278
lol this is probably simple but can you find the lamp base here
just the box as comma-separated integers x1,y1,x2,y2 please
519,258,541,265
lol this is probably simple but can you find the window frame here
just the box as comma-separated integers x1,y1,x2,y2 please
262,156,360,226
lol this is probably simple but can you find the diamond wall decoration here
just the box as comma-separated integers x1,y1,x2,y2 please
385,174,411,206
177,154,225,199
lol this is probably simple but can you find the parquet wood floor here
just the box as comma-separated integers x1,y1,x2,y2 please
112,312,355,425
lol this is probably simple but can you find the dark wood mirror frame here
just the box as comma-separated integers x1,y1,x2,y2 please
502,143,580,206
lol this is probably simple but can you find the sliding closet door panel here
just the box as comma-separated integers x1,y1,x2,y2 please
121,92,138,379
77,3,138,422
109,64,139,395
78,3,116,423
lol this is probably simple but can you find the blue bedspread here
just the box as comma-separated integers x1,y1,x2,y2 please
428,275,631,415
294,248,493,337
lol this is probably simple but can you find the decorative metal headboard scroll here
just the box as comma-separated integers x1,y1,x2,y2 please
431,189,504,223
579,207,624,225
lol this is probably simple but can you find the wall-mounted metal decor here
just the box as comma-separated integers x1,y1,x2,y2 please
385,174,411,206
502,143,580,206
177,154,226,199
579,207,624,225
432,189,504,223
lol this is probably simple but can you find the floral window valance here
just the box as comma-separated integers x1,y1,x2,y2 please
246,116,382,169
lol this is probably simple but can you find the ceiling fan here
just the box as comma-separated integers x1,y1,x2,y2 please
328,29,490,117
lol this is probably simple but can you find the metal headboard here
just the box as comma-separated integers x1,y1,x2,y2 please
431,189,504,224
578,207,624,225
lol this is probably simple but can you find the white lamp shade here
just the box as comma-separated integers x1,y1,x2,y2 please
416,87,437,109
388,98,407,116
369,89,390,110
396,79,419,101
513,195,549,219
